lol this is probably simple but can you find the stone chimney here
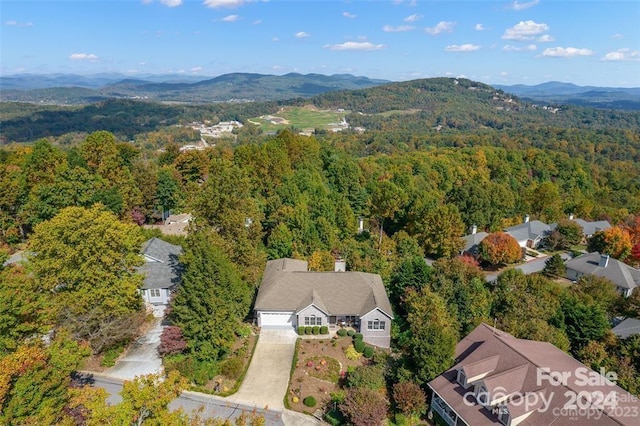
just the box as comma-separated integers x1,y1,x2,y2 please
599,254,610,268
569,213,574,220
524,215,530,223
334,258,346,272
358,217,364,234
471,225,478,235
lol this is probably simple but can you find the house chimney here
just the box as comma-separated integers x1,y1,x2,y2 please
472,225,478,235
334,258,346,272
524,215,530,223
358,217,364,234
599,254,610,268
569,213,574,220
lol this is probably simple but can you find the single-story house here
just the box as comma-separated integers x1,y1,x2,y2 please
504,216,550,249
254,258,394,348
612,318,640,339
138,238,183,305
565,252,639,297
549,215,612,242
428,323,640,426
461,225,489,257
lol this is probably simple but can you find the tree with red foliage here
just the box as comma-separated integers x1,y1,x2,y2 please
479,232,522,265
340,387,389,426
158,326,187,357
392,381,427,417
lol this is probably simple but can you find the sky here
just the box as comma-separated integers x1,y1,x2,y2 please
1,0,639,87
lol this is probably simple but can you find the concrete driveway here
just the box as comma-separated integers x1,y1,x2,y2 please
106,306,165,380
229,327,298,410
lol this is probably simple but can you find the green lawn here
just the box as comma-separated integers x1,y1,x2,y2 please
250,106,345,132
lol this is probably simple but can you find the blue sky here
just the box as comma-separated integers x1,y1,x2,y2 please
1,0,639,87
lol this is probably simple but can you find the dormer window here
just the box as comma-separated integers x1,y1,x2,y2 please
498,406,510,425
457,369,467,387
476,385,490,406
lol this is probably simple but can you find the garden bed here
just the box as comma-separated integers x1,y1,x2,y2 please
286,335,368,414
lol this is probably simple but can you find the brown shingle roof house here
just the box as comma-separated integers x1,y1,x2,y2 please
428,323,640,426
254,258,393,348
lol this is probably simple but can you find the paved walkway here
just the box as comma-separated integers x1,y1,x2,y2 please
229,328,298,410
106,307,165,380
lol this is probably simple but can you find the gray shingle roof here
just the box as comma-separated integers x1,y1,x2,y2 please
255,258,393,318
504,220,550,243
573,218,611,236
565,252,640,291
462,231,489,254
139,238,183,290
612,318,640,339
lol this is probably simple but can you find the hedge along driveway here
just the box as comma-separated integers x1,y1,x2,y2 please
228,328,298,409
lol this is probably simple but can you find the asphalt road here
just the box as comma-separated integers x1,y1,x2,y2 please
81,372,286,425
485,253,572,282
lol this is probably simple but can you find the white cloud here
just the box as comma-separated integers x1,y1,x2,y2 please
474,23,486,31
383,24,414,32
425,21,455,35
160,0,182,6
500,71,509,76
537,34,555,42
5,20,33,27
445,44,480,52
272,37,279,42
222,14,239,22
252,19,261,25
502,20,549,40
611,33,624,39
507,0,539,11
404,14,422,22
503,44,537,51
542,47,594,57
602,48,640,61
191,66,203,72
69,53,99,61
295,31,310,38
343,12,356,19
203,0,245,8
324,41,385,51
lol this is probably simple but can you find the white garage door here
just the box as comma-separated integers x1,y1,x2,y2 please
259,312,295,328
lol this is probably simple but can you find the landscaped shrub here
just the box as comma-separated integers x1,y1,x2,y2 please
363,346,374,358
164,354,217,386
337,328,347,337
320,326,329,334
303,396,317,407
354,339,366,353
220,356,244,380
346,364,386,390
235,323,252,338
345,346,361,360
298,326,306,335
305,326,312,335
312,325,320,335
101,344,126,367
158,326,187,356
347,330,355,337
353,333,363,341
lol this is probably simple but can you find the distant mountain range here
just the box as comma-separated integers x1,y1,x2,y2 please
0,72,390,104
1,73,639,110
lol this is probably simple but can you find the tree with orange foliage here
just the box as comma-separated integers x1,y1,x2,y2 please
479,232,522,265
587,227,632,260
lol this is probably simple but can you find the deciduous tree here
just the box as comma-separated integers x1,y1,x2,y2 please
588,227,632,260
479,232,522,265
339,387,389,426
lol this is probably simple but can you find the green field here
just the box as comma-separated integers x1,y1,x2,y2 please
249,106,346,132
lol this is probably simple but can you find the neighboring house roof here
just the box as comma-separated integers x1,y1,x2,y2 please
255,258,393,319
549,218,612,237
565,252,640,292
165,213,192,224
573,218,611,236
504,220,550,244
612,318,640,339
139,238,183,290
428,323,640,426
462,231,489,254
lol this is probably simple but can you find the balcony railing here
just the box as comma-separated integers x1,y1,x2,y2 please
432,395,458,426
